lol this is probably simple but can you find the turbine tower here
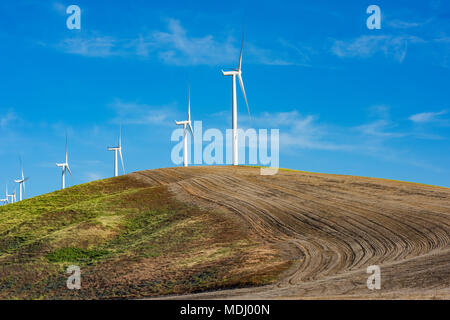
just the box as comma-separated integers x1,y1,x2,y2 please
222,28,250,166
175,86,194,167
56,134,72,189
14,158,29,201
108,126,125,177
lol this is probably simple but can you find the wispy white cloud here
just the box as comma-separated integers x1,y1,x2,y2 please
331,35,424,63
58,36,120,57
434,37,450,43
110,99,176,125
246,39,315,66
356,119,406,138
368,105,391,118
252,110,352,151
149,19,237,66
56,19,311,66
0,111,19,128
409,110,447,123
387,19,433,29
52,1,66,15
355,105,407,138
246,44,293,66
56,19,238,63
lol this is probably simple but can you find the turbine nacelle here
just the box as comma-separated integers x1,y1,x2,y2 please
56,163,72,174
222,70,240,76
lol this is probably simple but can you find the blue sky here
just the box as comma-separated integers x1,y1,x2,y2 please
0,0,449,198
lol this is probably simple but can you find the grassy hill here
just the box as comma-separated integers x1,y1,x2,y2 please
0,166,449,299
0,170,288,299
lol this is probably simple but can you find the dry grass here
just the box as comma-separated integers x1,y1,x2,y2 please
0,173,287,299
1,166,449,299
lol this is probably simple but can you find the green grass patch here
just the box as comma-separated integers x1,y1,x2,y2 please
0,171,290,299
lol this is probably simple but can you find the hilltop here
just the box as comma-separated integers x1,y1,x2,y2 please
0,166,449,299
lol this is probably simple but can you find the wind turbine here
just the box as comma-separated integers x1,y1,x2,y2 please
7,185,16,204
222,28,250,166
108,126,125,177
175,85,194,167
14,158,29,201
56,134,72,189
0,184,8,205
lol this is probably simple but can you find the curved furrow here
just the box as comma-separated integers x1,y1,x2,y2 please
130,167,450,299
258,178,449,265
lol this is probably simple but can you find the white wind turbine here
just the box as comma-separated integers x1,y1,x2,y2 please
175,86,194,167
56,134,72,189
14,158,29,201
108,126,125,177
0,184,8,205
222,28,250,166
7,185,16,204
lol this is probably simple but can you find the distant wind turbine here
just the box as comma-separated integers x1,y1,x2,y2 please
108,126,125,177
175,85,194,167
7,185,16,204
14,158,29,201
222,27,250,166
0,184,8,205
56,134,72,189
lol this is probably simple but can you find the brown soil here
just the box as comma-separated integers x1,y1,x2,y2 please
129,166,450,299
1,165,448,300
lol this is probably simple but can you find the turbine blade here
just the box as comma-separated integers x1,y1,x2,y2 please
67,165,72,177
238,74,251,121
188,122,194,141
119,125,122,148
65,132,68,163
188,85,191,122
20,156,24,180
119,149,125,174
238,26,244,71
